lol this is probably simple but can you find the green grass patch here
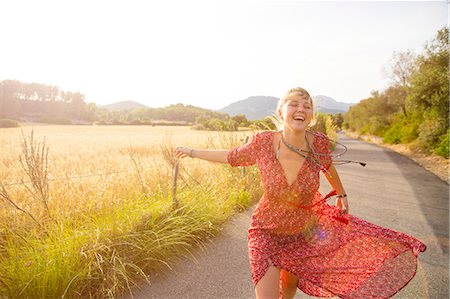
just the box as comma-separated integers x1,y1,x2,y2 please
0,171,260,298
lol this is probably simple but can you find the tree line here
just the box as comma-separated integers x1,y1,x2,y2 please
0,80,95,123
0,77,344,139
0,80,267,130
0,80,232,126
98,103,231,127
343,27,448,158
0,79,321,132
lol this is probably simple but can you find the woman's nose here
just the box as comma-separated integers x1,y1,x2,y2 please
295,105,304,112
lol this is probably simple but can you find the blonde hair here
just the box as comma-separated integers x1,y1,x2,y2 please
272,87,317,130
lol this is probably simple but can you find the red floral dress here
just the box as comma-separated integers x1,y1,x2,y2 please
227,131,426,299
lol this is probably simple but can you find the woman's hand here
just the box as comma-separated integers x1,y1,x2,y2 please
174,146,194,159
174,147,229,163
336,196,349,215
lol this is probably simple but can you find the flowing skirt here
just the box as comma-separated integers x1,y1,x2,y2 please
248,203,427,299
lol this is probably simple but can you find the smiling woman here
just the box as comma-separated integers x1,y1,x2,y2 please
175,86,427,299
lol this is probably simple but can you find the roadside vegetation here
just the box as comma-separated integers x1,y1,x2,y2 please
0,126,262,298
343,27,449,158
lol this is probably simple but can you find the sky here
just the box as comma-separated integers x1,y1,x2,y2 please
0,0,447,110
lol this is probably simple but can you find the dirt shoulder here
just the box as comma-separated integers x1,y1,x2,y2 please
345,131,449,184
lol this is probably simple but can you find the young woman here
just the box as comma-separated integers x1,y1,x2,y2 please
175,87,426,299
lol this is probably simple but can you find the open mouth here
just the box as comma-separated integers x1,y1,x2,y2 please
293,115,305,121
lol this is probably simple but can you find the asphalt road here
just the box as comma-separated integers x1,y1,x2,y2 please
125,133,449,299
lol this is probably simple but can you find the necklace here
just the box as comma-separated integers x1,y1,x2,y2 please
276,130,366,175
278,131,328,173
280,133,311,159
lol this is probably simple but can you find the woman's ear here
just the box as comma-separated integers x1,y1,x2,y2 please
278,109,283,121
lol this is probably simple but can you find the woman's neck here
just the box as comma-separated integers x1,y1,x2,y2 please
281,128,308,148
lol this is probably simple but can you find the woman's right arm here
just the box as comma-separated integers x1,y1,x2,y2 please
174,147,230,164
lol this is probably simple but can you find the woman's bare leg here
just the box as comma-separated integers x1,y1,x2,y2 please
280,269,299,299
255,266,281,299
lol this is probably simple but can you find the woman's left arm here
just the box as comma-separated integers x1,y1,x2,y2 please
323,164,349,214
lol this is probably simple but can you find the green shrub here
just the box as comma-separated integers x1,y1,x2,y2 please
384,122,402,144
193,117,239,131
312,113,337,137
400,122,419,143
417,109,446,152
383,113,419,144
434,129,449,158
249,117,277,131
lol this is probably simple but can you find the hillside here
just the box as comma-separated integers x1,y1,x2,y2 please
218,96,278,120
219,95,352,120
314,95,352,114
99,101,149,111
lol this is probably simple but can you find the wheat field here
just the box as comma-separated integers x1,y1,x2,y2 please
0,125,261,298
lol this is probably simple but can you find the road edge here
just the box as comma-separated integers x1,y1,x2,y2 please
344,131,449,184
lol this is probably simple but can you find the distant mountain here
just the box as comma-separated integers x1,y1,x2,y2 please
314,95,352,114
219,96,279,120
219,95,352,120
99,101,149,111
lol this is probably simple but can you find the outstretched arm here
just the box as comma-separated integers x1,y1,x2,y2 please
323,164,349,214
175,147,230,164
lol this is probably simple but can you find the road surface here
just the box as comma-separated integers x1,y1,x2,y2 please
125,133,449,299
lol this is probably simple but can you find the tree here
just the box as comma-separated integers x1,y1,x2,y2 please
407,27,449,113
0,80,22,118
332,113,344,129
384,85,408,116
406,27,449,151
69,92,86,120
384,50,417,117
343,90,396,136
232,114,249,126
387,50,416,87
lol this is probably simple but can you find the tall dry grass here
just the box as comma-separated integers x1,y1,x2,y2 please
0,125,261,298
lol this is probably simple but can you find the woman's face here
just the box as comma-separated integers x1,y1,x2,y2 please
279,94,313,132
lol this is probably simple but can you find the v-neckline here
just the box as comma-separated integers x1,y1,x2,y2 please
271,131,315,188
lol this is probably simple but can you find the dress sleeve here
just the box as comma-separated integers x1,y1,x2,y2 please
316,132,333,171
227,133,261,167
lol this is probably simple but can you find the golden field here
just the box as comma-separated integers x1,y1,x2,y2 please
0,125,261,298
